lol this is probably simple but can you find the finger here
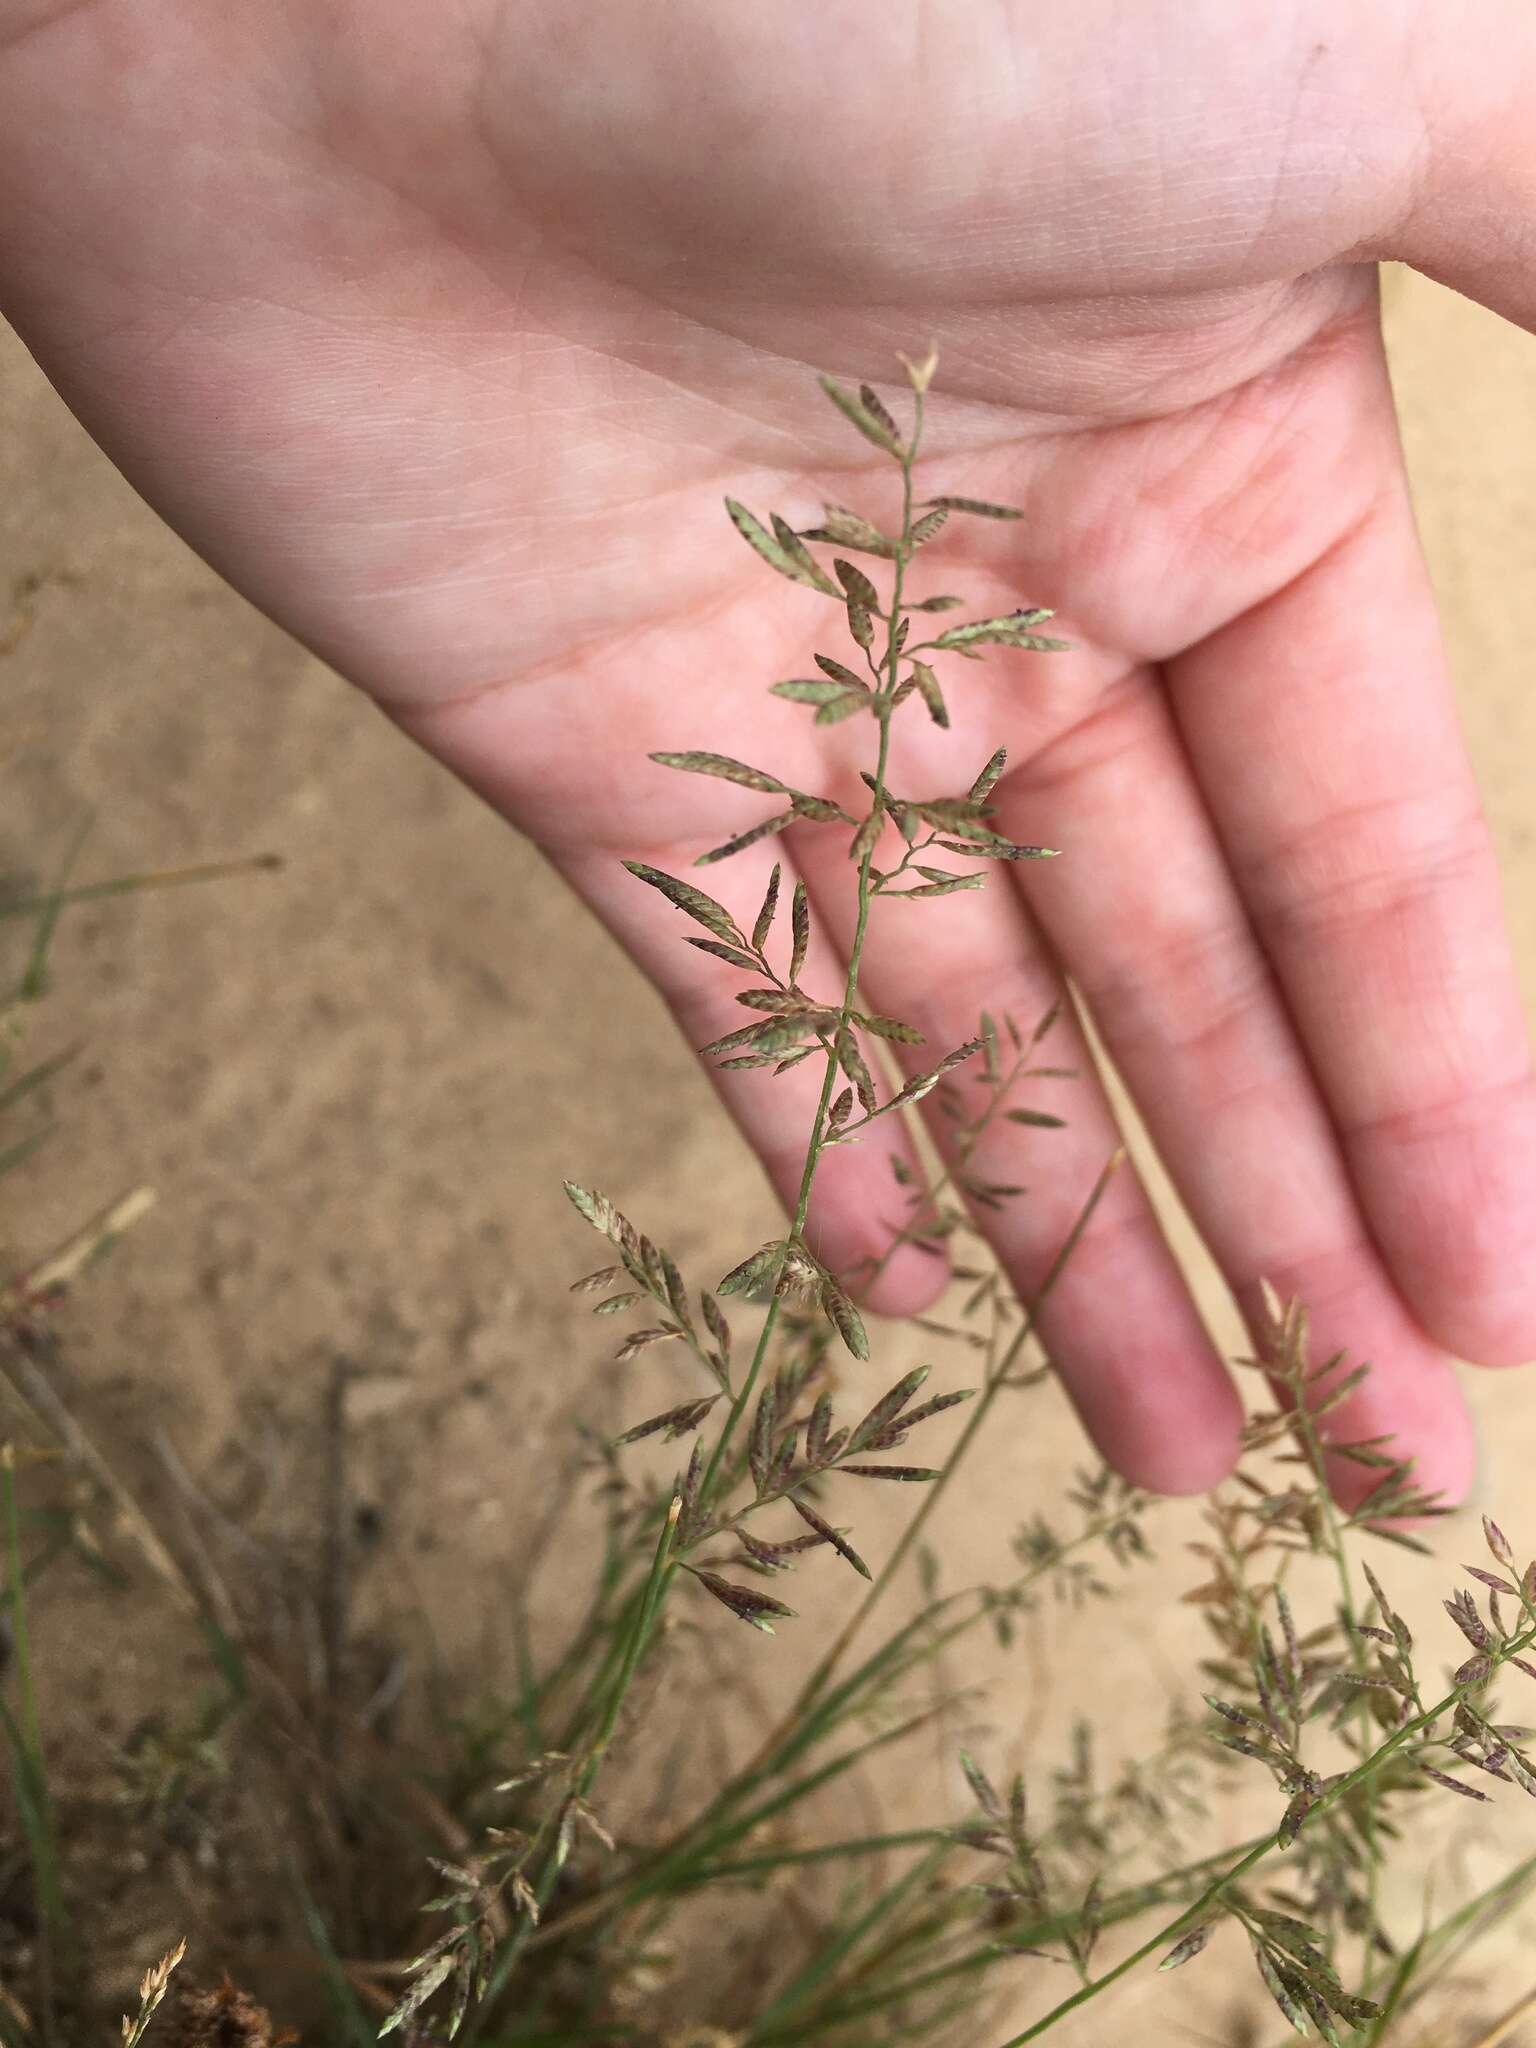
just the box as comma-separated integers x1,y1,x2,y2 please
1165,368,1536,1383
550,834,946,1318
790,813,1244,1495
995,665,1479,1508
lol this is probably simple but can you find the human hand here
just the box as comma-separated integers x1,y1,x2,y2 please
4,0,1535,1502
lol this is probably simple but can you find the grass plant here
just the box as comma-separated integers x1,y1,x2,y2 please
4,360,1536,2046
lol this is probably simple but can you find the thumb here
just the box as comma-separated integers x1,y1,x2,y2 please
1385,7,1536,331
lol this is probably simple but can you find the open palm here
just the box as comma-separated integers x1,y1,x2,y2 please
5,0,1536,1500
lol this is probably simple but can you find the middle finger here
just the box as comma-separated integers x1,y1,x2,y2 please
790,805,1244,1496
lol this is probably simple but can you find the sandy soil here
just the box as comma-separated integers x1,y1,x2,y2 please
3,267,1536,2042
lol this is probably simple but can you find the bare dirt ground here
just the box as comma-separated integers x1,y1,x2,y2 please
3,268,1536,2043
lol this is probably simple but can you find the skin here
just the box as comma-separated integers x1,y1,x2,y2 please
3,0,1536,1502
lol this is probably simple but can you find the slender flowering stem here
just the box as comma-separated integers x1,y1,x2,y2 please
620,400,928,1667
462,1500,682,2037
996,1621,1536,2045
583,1494,680,1778
696,397,925,1508
782,1149,1122,1725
